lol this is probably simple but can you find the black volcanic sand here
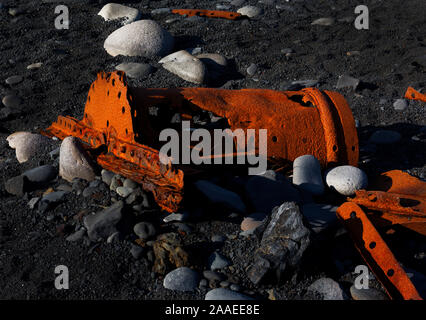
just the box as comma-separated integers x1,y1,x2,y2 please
0,0,425,299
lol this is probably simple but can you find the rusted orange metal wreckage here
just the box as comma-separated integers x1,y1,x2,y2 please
41,71,425,300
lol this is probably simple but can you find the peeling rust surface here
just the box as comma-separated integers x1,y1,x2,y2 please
171,9,242,20
405,86,426,102
42,71,359,212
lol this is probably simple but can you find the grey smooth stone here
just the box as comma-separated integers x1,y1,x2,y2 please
83,201,124,241
23,165,57,183
325,166,368,196
163,267,200,292
194,180,246,213
5,75,23,85
293,155,324,195
115,62,153,79
350,285,388,300
205,288,254,300
308,278,347,300
2,95,22,108
133,222,156,240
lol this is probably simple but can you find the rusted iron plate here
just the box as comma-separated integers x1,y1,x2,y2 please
405,87,426,103
171,9,241,20
42,71,359,212
337,202,423,300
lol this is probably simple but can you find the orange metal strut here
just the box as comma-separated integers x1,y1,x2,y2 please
405,87,426,103
171,9,242,20
42,71,359,213
337,170,426,300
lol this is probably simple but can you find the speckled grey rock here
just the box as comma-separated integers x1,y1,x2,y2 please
293,155,324,195
393,99,408,111
308,278,347,300
205,288,254,300
369,130,402,144
350,285,388,300
194,180,246,213
163,267,200,291
325,166,368,196
208,252,231,270
59,136,96,182
98,3,140,24
7,132,52,163
159,50,207,84
104,20,174,58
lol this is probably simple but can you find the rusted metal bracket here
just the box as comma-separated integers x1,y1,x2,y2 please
337,170,426,300
42,71,358,213
171,9,242,20
337,202,422,300
405,87,426,103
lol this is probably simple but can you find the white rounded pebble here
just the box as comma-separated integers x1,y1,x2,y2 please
98,3,140,24
325,165,368,196
59,136,96,182
104,20,174,58
293,155,324,195
237,5,263,18
159,50,207,84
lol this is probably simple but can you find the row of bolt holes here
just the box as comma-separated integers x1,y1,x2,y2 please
349,211,395,278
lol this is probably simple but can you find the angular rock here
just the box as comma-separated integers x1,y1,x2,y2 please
98,3,140,24
115,62,153,79
293,155,324,195
308,278,347,300
83,201,124,241
66,228,86,242
237,5,263,18
245,170,301,214
325,166,368,196
59,136,96,182
194,180,246,213
246,63,258,76
369,130,402,144
159,50,207,84
104,20,174,58
205,288,254,300
247,202,311,285
208,252,231,270
336,75,360,90
7,132,52,163
5,175,27,196
163,267,200,292
39,191,68,212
